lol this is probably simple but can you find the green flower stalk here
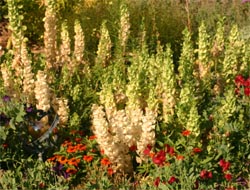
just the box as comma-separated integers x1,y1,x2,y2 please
211,19,225,59
99,82,116,121
177,28,200,135
118,3,130,55
6,0,25,56
222,25,244,84
178,28,195,84
241,43,250,74
126,53,143,111
211,19,225,95
158,45,176,124
196,22,211,83
214,87,237,128
21,41,35,104
74,19,85,63
44,0,57,70
96,21,112,67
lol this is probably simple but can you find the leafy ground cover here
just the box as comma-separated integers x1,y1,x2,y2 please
0,0,250,189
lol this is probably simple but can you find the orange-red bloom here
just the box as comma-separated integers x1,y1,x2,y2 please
75,137,82,143
70,130,78,135
76,144,87,151
89,135,96,140
66,168,77,175
176,155,184,160
2,143,8,148
107,167,114,175
182,130,191,136
83,155,93,162
100,149,105,155
129,145,137,151
68,158,81,167
62,140,72,147
47,155,58,162
67,145,78,153
57,156,68,164
101,158,111,166
193,147,202,153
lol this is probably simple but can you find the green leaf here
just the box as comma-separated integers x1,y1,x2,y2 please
0,127,7,141
200,156,214,164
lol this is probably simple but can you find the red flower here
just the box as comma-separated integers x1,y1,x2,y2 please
67,145,78,153
76,144,87,151
143,144,152,156
83,155,93,162
235,75,245,87
176,155,184,160
165,144,175,156
244,87,250,96
193,147,202,153
39,182,45,188
153,150,166,166
101,158,111,166
129,145,137,152
235,88,240,95
200,170,212,179
107,167,114,175
70,130,78,135
75,137,82,143
89,135,96,140
168,176,177,184
244,78,250,87
219,159,230,172
225,187,236,190
68,158,80,167
66,168,77,175
225,173,232,181
182,130,191,136
207,171,213,179
2,143,8,149
154,177,160,187
62,140,72,147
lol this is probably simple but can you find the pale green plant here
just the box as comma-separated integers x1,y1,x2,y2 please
118,3,130,55
95,20,112,67
222,25,244,84
176,28,200,136
157,44,176,124
196,21,211,87
6,0,26,57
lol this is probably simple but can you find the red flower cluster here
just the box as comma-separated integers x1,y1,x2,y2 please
224,173,232,181
182,129,191,136
235,75,250,96
143,144,153,156
154,177,160,187
200,169,213,180
168,176,178,184
193,147,202,154
165,144,175,156
152,150,166,166
219,159,233,181
219,159,230,172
